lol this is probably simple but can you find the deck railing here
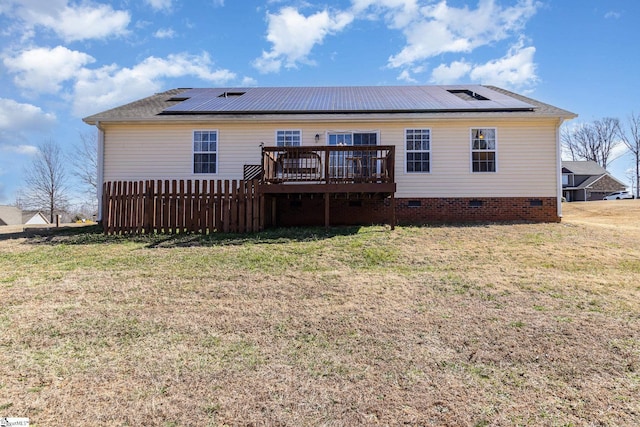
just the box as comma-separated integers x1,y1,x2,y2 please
262,145,395,185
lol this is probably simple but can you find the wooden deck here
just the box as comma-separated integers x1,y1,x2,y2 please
260,145,396,228
261,145,395,191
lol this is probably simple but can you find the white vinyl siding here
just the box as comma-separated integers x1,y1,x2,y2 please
101,118,560,198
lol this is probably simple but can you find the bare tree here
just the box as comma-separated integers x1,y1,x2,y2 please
618,112,640,198
72,131,98,196
21,140,70,223
561,117,622,169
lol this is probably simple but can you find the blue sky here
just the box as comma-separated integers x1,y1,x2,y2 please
1,0,639,205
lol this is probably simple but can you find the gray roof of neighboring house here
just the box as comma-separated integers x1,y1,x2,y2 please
562,160,608,176
562,161,627,190
0,205,22,226
83,85,577,124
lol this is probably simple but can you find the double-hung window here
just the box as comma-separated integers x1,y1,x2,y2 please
193,130,217,174
405,129,431,173
471,128,496,172
276,130,301,146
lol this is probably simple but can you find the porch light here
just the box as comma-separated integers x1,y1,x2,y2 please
315,134,320,143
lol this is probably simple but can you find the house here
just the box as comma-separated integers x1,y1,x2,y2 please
23,211,50,225
83,85,576,229
562,161,627,201
0,205,22,226
0,206,50,227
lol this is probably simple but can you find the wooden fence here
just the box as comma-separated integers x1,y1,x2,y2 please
102,179,263,235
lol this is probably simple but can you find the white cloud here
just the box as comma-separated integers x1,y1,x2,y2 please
73,53,237,116
4,46,95,93
0,144,39,155
351,0,419,28
3,44,239,117
145,0,173,12
154,28,176,39
605,11,621,19
4,1,130,42
469,41,537,89
253,7,354,73
430,60,472,84
241,76,258,86
397,69,417,83
0,98,56,133
387,0,539,68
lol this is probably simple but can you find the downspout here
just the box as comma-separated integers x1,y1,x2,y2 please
556,118,564,220
96,121,105,222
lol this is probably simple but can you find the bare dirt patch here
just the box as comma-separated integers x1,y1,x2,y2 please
0,213,639,426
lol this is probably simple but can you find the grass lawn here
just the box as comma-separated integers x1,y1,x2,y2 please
1,201,639,426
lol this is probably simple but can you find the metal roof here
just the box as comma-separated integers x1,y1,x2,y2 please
82,85,577,124
161,85,535,114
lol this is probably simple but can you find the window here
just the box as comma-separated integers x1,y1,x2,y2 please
406,129,430,173
193,130,217,174
276,130,301,146
471,128,496,172
327,132,377,147
328,133,352,146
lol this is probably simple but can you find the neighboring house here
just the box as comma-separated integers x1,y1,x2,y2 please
83,85,576,227
0,205,22,226
23,211,50,225
0,206,51,227
562,161,627,201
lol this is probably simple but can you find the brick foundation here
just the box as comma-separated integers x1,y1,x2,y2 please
270,196,559,227
395,197,559,223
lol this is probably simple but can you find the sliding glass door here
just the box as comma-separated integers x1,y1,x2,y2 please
327,132,377,180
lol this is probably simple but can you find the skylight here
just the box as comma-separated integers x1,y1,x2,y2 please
218,91,246,98
447,89,489,101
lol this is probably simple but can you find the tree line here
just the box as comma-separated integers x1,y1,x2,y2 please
15,132,97,224
562,113,640,197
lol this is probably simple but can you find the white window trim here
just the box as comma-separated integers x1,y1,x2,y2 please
404,128,431,174
470,127,498,173
275,129,302,146
193,129,218,175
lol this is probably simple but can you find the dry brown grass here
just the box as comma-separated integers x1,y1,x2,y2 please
1,204,639,426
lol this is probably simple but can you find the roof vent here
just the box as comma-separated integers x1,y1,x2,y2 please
166,96,190,102
218,91,246,98
448,89,489,101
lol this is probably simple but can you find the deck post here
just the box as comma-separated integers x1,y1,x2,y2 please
390,193,396,230
324,192,330,229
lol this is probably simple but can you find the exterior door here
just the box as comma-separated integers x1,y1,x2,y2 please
328,132,378,180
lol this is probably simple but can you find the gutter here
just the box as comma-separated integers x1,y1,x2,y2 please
96,121,105,222
556,118,564,220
